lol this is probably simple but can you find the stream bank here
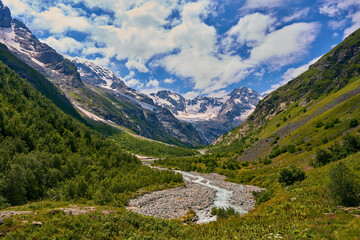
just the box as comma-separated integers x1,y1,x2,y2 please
128,157,264,224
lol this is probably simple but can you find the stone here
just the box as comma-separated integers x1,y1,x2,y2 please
32,221,43,226
0,1,12,28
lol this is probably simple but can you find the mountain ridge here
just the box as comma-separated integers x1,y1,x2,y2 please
0,2,208,146
150,87,262,142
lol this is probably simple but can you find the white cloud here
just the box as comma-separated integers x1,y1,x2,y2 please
328,19,347,29
263,55,322,94
2,0,323,97
40,36,84,53
249,22,320,67
183,91,201,100
320,0,360,17
283,8,310,22
243,0,287,9
146,79,159,88
320,0,360,38
344,11,360,38
125,78,142,88
140,79,165,94
227,13,274,46
2,0,28,16
164,78,175,84
125,60,149,73
31,5,92,34
124,71,135,81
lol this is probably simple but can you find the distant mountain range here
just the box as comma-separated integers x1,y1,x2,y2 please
150,88,262,143
0,1,261,145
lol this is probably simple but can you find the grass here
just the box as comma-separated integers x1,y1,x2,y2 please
112,131,199,157
2,152,359,239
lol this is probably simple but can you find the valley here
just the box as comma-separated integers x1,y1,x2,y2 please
0,1,360,239
128,157,263,224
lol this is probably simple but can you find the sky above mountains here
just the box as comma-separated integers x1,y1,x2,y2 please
4,0,360,98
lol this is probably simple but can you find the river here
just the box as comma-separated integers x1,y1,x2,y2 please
129,156,264,224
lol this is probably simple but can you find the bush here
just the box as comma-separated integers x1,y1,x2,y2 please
253,189,274,205
312,135,360,167
278,166,306,186
349,119,359,128
313,149,332,167
328,162,360,207
0,196,10,210
211,207,238,219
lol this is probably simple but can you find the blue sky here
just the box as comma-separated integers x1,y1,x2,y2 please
4,0,360,98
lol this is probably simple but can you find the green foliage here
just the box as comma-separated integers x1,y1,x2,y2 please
154,154,220,173
222,158,241,170
328,162,360,206
112,132,198,157
278,166,306,186
0,61,182,206
350,119,359,128
324,118,340,129
211,207,238,219
269,144,296,159
313,134,360,167
0,196,10,210
270,135,280,146
252,189,274,205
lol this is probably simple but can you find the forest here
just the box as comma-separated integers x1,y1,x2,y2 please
0,62,182,208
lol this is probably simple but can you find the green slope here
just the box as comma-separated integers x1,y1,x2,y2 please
0,59,182,208
0,43,84,123
212,28,360,159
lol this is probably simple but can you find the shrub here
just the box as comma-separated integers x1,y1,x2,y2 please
313,149,332,167
211,207,238,219
253,189,274,205
0,196,9,210
349,119,359,128
278,166,306,186
328,162,360,207
316,122,324,128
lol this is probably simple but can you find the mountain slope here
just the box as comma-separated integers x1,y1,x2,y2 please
212,28,360,161
150,87,261,142
0,43,84,122
0,59,182,207
0,2,206,146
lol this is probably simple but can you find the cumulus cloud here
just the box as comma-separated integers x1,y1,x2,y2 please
164,78,175,84
320,0,360,38
226,13,275,46
125,78,142,88
32,4,92,33
344,11,360,38
140,79,165,94
3,0,323,96
249,22,320,67
40,36,84,53
2,0,28,16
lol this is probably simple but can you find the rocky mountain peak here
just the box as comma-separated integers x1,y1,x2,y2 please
0,0,11,28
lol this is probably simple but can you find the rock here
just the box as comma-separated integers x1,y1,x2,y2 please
32,221,43,226
0,211,33,219
0,1,12,28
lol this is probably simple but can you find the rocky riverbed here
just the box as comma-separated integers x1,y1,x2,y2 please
128,166,264,223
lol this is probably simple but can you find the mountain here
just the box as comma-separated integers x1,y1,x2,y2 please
150,87,262,143
68,57,208,146
212,27,360,161
0,2,207,146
